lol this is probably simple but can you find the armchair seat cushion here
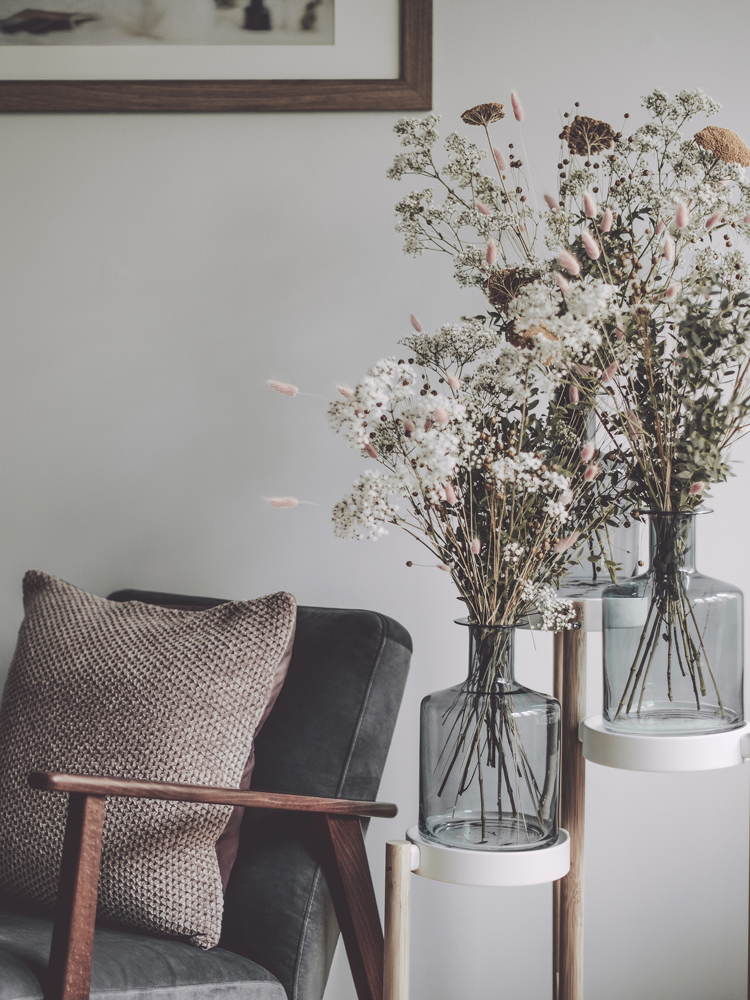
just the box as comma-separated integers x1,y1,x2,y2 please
0,911,286,1000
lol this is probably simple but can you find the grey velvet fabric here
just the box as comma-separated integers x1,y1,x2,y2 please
0,911,286,1000
0,595,412,1000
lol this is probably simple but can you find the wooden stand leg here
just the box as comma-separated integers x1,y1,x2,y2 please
553,601,586,1000
384,841,412,1000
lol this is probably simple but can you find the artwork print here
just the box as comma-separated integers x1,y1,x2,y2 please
0,0,334,45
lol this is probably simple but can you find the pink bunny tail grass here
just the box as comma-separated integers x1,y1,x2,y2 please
583,191,597,219
486,239,498,266
476,200,491,216
493,146,507,172
434,406,450,426
446,374,462,391
744,214,750,224
410,313,423,332
403,419,415,434
676,202,690,228
615,328,625,341
364,442,378,459
553,531,580,555
558,248,581,276
266,379,299,397
689,481,707,495
666,284,679,300
336,385,353,398
561,488,574,506
569,385,580,404
655,219,666,236
706,212,722,229
511,90,524,122
626,410,641,439
663,234,675,262
580,441,595,463
602,361,618,383
584,464,601,482
555,272,570,293
581,230,601,260
600,208,614,233
544,193,559,212
269,497,299,508
471,537,482,555
445,482,458,505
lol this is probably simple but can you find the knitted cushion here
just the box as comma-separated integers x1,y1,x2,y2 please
0,571,297,950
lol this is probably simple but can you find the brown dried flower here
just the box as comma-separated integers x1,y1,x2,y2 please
461,103,506,127
694,126,750,167
508,324,557,364
561,115,617,156
487,268,536,312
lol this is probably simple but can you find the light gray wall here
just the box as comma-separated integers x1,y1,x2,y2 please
2,2,750,998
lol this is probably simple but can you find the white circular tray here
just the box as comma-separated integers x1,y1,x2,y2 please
405,826,570,886
581,715,750,772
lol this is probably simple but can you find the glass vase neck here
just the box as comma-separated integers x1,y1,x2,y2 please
457,620,517,688
648,511,704,574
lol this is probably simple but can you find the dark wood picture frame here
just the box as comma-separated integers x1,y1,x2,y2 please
0,0,431,113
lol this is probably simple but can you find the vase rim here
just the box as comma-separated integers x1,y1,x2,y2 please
454,616,524,630
641,507,713,517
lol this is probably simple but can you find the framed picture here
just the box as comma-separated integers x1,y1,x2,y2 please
0,0,431,112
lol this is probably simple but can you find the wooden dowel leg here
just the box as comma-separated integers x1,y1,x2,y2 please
384,841,412,1000
554,601,586,1000
47,792,106,1000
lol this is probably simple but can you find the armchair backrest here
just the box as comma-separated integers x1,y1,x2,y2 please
108,591,412,1000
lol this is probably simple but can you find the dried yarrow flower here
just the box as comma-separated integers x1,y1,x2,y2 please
508,323,557,363
461,103,506,127
487,267,537,311
694,125,750,167
561,115,617,156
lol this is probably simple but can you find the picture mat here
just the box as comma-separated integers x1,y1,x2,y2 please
0,0,399,80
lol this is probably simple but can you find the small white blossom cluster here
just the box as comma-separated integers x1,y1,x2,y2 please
520,583,576,631
332,469,403,541
328,358,415,452
508,282,605,362
491,453,571,520
401,318,500,368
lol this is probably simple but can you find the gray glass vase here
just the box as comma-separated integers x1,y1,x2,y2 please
419,621,560,851
602,511,743,734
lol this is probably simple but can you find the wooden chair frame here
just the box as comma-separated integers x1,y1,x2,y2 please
28,771,397,1000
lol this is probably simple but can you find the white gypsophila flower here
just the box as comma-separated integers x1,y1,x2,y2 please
564,281,617,321
491,453,571,504
332,469,404,541
328,358,416,451
520,582,575,630
544,209,575,251
502,541,525,564
453,247,490,288
401,395,467,492
442,132,487,185
400,318,499,367
642,88,721,122
466,347,523,396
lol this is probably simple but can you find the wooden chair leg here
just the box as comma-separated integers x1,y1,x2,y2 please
554,602,587,1000
315,813,384,1000
47,793,106,1000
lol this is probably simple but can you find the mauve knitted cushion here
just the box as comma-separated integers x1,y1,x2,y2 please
0,571,296,949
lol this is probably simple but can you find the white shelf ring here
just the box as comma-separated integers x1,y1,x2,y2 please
404,826,570,886
580,715,750,772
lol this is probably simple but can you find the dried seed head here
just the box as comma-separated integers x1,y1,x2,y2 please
694,125,750,166
561,115,617,156
486,267,538,311
461,102,506,126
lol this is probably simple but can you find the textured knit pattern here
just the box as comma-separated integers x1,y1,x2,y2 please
0,571,296,950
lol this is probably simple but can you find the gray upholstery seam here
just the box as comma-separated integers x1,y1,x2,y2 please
334,613,387,798
290,863,323,1000
292,612,388,1000
88,981,282,997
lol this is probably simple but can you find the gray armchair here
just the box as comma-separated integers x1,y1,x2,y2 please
0,590,412,1000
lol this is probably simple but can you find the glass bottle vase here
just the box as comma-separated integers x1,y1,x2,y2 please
602,511,743,734
419,621,560,851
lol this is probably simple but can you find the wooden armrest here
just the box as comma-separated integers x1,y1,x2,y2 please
28,771,398,819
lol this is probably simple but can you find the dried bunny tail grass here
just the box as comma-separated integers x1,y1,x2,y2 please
460,102,505,126
561,115,617,156
694,126,750,167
